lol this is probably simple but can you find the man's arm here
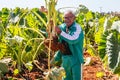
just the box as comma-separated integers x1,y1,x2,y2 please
55,23,84,44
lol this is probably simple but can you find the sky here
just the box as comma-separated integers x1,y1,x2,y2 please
0,0,120,12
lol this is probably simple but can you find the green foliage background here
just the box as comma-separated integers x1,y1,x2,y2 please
0,5,120,76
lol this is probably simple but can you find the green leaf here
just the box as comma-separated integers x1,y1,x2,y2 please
98,31,109,59
106,31,120,69
113,52,120,75
0,62,8,74
25,45,32,52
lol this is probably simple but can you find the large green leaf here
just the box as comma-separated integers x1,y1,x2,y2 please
106,31,120,69
113,52,120,75
98,31,109,59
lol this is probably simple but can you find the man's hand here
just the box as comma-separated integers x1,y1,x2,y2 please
52,34,58,40
55,27,61,35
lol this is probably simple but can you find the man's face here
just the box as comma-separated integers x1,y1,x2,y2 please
64,13,75,27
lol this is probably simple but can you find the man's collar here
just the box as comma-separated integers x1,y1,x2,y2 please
68,22,75,29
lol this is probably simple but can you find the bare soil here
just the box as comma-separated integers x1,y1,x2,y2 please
3,52,119,80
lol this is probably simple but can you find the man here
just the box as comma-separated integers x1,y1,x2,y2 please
51,10,84,80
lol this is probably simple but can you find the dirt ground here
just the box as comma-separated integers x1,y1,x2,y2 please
4,52,119,80
83,52,119,80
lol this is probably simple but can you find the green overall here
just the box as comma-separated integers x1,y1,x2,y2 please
52,22,84,80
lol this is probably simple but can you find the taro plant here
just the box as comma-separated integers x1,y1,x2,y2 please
107,21,120,76
79,11,100,56
43,0,58,70
0,7,46,72
6,19,46,72
9,0,58,72
98,20,120,77
1,8,10,27
0,13,9,59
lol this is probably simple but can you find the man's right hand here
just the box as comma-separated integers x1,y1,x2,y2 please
55,27,62,35
52,34,58,40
